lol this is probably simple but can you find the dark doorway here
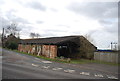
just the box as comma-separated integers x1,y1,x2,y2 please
57,45,69,58
57,42,79,58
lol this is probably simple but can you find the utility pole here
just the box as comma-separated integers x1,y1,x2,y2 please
2,28,5,47
2,28,4,41
111,42,113,50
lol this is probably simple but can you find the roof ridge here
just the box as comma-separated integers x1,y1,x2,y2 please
21,35,82,40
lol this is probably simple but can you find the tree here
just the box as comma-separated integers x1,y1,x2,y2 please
84,34,95,45
30,33,36,38
4,22,21,38
29,33,40,38
36,33,40,38
5,41,18,50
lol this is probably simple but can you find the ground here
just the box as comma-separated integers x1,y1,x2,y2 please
1,47,119,80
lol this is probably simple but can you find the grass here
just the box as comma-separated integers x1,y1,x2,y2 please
5,48,120,66
71,59,120,66
13,50,69,63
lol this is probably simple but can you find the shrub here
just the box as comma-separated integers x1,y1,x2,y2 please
7,42,18,50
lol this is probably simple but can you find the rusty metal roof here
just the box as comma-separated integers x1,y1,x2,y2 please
20,36,81,45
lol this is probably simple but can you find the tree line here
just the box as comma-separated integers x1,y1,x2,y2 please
1,22,41,49
2,22,41,39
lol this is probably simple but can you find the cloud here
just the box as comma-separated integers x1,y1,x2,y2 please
36,21,44,24
13,17,30,24
0,0,5,5
103,22,118,35
20,25,37,38
0,9,30,34
44,29,67,33
0,17,9,28
68,2,117,19
68,2,117,27
0,0,118,49
68,2,118,48
118,2,120,36
26,1,46,11
68,2,118,37
21,28,58,38
3,9,30,24
40,32,56,37
99,19,113,25
50,8,58,12
56,24,70,28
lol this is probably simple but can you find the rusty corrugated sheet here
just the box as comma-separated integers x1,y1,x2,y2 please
25,45,31,53
37,45,42,56
18,44,22,52
49,45,57,58
19,44,25,52
31,45,36,54
42,45,57,58
42,45,50,57
18,44,57,58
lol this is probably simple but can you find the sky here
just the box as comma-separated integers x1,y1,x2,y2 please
0,0,119,49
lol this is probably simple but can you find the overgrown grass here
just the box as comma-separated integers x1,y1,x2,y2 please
10,49,120,66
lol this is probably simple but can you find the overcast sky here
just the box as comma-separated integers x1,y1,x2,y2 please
0,0,119,49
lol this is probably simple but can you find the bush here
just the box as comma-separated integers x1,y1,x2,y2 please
7,42,18,50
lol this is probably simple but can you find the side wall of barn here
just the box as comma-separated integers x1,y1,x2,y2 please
78,36,97,59
57,37,97,59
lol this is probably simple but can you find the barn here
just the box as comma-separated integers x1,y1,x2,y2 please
18,36,97,59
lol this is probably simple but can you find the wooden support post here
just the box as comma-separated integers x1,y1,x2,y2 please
67,43,71,54
49,44,50,58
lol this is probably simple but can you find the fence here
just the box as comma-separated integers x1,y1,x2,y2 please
94,51,119,63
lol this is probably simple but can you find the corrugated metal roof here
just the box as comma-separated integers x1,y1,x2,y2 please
20,36,81,45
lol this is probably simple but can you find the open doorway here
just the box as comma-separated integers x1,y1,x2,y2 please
57,42,79,58
57,45,69,58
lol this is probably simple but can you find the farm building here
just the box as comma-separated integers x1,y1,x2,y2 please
18,36,97,59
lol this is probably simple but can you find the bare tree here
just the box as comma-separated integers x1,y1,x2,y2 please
29,33,40,38
6,23,17,35
30,33,36,38
36,33,40,38
84,34,95,45
5,22,21,38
